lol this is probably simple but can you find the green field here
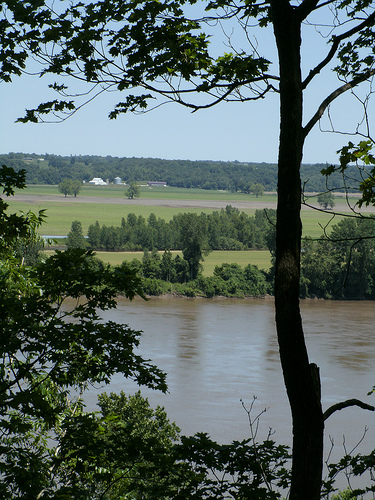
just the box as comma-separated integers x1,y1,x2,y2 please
14,183,276,202
94,250,272,274
8,200,347,238
29,185,361,276
44,249,272,274
8,184,359,238
8,200,207,235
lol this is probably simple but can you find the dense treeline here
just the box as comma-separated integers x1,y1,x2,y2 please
0,152,360,192
85,206,276,252
65,206,275,297
131,216,375,299
114,251,271,298
301,217,375,299
68,207,375,300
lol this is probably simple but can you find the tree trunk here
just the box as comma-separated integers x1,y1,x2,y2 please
270,2,324,499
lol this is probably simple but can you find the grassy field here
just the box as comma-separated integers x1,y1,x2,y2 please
31,185,359,275
9,199,346,238
8,184,360,238
44,249,272,274
7,200,217,235
14,183,277,202
99,249,272,273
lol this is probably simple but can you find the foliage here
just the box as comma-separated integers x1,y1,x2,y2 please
317,192,335,210
0,166,167,497
53,391,185,499
330,489,359,500
122,251,270,297
212,262,269,296
43,390,292,499
326,451,375,499
322,141,375,208
58,178,82,197
1,152,362,193
126,180,140,199
300,217,375,299
66,219,87,249
176,432,291,499
86,207,276,253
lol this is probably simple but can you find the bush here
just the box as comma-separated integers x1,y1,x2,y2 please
197,275,228,297
142,278,170,296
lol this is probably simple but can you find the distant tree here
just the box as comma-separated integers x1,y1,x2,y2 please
142,248,161,278
87,220,101,248
58,178,73,197
71,179,82,197
177,213,210,280
172,255,190,284
58,178,82,197
66,220,87,249
252,183,265,198
317,192,335,210
126,182,140,200
160,250,174,282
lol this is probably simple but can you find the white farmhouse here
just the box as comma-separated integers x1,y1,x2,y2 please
89,177,107,185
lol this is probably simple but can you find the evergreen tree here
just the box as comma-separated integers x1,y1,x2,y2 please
66,220,86,249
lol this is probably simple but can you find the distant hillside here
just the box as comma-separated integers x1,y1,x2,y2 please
1,152,359,193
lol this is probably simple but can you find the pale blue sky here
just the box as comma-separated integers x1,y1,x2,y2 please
1,9,373,165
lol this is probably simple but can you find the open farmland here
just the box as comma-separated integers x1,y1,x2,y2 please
7,184,366,238
9,184,374,275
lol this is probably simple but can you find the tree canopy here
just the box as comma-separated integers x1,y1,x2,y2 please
0,165,168,497
58,178,82,197
126,180,140,199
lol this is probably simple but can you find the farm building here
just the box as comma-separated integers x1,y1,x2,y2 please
89,177,107,185
147,181,167,187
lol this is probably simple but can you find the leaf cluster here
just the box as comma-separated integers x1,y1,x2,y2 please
321,140,375,208
1,0,277,120
0,165,46,253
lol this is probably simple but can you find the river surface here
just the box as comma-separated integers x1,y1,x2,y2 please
89,297,375,473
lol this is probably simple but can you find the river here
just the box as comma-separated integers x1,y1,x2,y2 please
89,297,375,480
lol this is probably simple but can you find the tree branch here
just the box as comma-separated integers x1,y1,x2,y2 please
295,0,319,22
303,69,375,138
303,11,375,89
324,399,375,421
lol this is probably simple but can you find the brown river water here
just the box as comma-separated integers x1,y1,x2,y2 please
87,297,375,483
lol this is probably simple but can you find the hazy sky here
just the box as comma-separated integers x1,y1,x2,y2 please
1,10,373,165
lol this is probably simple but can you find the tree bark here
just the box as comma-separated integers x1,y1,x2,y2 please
270,2,324,499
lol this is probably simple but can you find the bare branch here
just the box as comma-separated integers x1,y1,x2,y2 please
303,69,375,138
303,11,375,89
324,399,375,421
